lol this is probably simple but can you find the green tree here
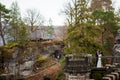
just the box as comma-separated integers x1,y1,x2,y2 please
92,9,119,54
91,0,119,54
17,20,30,46
8,1,21,42
64,0,102,54
8,1,30,45
0,3,11,45
47,19,54,39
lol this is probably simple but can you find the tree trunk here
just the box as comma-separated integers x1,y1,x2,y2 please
0,12,6,46
101,32,104,46
1,32,6,45
1,52,5,73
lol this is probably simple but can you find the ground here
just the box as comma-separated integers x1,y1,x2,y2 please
26,63,61,80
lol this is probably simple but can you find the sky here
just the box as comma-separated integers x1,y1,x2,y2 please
0,0,120,26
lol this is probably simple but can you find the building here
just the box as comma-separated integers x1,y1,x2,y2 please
30,25,67,41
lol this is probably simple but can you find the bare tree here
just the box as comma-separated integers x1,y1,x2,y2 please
24,9,44,32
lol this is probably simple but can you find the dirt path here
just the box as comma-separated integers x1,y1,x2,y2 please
26,63,60,80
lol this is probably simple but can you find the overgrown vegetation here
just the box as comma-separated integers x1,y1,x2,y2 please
64,0,120,55
64,0,103,54
0,0,120,80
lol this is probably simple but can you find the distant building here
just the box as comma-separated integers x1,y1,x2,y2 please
30,25,67,41
29,26,52,40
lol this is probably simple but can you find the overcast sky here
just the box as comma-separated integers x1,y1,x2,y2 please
0,0,120,25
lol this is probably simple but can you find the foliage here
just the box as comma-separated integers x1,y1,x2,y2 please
33,57,55,72
55,69,65,80
36,56,46,62
8,1,21,42
0,46,14,73
92,9,119,54
17,22,30,46
0,46,14,54
7,1,30,46
91,0,120,55
0,3,11,73
47,19,54,39
33,56,47,70
0,3,11,45
92,9,119,37
4,42,19,48
64,0,102,54
91,72,103,80
52,57,65,80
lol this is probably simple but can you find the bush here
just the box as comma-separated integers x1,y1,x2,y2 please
36,57,46,62
90,68,107,80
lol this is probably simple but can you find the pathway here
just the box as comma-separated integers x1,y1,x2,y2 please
26,63,60,80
